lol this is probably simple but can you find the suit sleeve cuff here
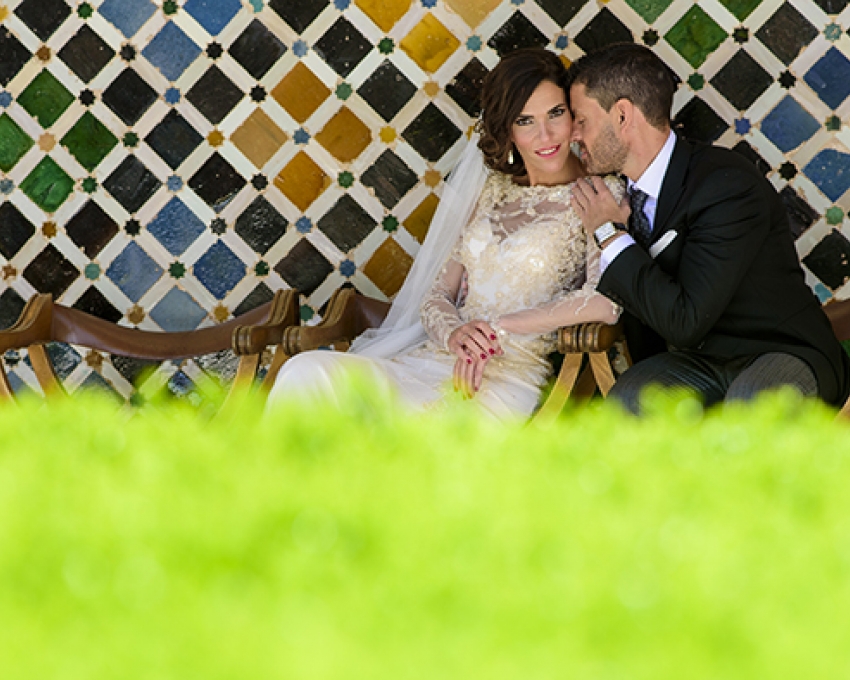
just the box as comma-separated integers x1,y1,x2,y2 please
600,234,637,273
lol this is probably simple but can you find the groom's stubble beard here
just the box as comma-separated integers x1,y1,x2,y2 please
581,120,628,175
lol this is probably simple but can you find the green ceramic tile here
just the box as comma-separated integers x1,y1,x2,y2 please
0,113,34,172
718,0,760,21
665,6,727,69
17,70,75,129
61,112,118,171
626,0,674,24
20,156,74,213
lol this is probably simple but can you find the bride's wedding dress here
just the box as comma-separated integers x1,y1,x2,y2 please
268,172,621,419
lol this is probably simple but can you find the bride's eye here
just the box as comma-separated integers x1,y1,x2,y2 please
514,115,533,126
550,106,566,118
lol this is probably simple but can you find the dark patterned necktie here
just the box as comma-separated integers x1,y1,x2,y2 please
628,186,652,250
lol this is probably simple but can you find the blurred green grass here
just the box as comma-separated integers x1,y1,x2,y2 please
2,384,850,679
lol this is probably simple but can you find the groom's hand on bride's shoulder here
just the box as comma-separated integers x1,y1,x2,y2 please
571,176,630,234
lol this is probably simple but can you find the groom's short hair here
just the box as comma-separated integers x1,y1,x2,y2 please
570,43,678,130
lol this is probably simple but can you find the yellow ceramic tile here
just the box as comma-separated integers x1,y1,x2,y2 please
315,107,372,163
42,221,57,238
423,169,442,188
380,126,397,144
213,304,230,323
400,14,460,73
231,109,288,168
274,151,331,211
363,238,414,297
272,62,331,124
128,305,145,325
0,8,8,22
444,0,500,28
355,0,411,32
403,192,440,243
38,133,55,151
207,130,225,147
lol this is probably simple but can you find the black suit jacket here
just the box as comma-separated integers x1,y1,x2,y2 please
598,135,850,406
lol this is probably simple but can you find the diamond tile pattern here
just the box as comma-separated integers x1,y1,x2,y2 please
3,0,850,402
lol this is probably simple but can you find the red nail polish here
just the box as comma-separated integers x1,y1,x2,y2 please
467,358,472,364
490,334,497,340
480,353,486,359
489,348,495,355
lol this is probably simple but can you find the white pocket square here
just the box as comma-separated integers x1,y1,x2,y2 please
649,230,677,259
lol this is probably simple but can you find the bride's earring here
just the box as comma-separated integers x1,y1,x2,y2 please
508,148,514,164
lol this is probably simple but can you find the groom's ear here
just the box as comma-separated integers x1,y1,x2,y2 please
612,98,634,132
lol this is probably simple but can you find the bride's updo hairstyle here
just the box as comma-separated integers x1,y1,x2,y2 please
477,48,569,178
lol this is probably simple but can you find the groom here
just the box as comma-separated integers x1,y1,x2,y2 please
569,43,850,412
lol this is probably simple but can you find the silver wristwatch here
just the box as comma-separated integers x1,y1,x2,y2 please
593,221,625,248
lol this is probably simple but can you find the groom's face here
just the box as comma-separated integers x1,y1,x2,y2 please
569,84,628,175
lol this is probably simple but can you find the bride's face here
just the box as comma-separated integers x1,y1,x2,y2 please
510,79,573,185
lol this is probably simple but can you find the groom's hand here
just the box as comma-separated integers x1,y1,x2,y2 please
572,176,630,234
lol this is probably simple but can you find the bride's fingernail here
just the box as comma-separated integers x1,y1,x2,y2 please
489,348,495,355
467,358,472,364
480,353,486,360
489,334,497,340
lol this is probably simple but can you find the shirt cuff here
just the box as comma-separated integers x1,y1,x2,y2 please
600,234,636,273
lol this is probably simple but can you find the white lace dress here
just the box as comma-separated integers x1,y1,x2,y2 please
268,173,622,419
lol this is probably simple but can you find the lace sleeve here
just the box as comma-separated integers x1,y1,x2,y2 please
495,175,624,335
419,253,465,350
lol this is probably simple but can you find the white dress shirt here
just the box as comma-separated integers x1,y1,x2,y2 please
600,129,677,270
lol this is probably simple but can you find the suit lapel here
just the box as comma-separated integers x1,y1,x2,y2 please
650,135,691,244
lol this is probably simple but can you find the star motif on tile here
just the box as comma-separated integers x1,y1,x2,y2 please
423,169,441,187
779,161,797,180
250,85,266,102
2,264,16,280
127,305,145,325
39,133,55,151
213,304,230,323
642,29,659,47
423,81,440,97
85,350,104,370
779,71,796,89
36,46,51,62
733,27,749,43
207,130,225,147
42,221,57,238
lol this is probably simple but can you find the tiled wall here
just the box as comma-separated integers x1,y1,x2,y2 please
2,0,850,399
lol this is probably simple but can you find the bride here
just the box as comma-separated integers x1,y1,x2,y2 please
268,48,623,419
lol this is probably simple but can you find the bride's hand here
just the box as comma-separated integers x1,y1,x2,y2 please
571,176,630,234
448,320,502,398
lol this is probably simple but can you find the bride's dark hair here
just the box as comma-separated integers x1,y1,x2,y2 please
477,48,570,177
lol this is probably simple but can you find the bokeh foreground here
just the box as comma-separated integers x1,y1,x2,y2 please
2,384,849,679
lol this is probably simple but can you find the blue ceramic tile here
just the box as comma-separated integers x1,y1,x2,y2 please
77,370,121,401
106,241,164,302
760,96,819,152
142,22,202,82
167,370,197,397
184,0,243,36
803,148,850,202
150,287,207,331
193,240,246,299
148,198,206,256
44,342,82,380
99,0,157,39
804,47,850,109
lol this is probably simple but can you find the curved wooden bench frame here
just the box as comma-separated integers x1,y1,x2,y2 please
246,287,627,420
0,290,299,404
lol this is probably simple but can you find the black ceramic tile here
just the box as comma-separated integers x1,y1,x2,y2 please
72,286,122,323
731,140,771,176
710,50,772,111
186,65,243,125
0,27,32,87
313,17,372,77
0,202,35,259
111,354,158,384
357,60,416,122
102,68,158,126
673,97,729,143
445,58,489,118
14,0,71,42
22,244,79,297
228,19,287,80
803,229,850,288
755,4,818,66
814,0,848,14
103,156,162,214
235,196,288,255
487,11,549,56
402,103,462,162
0,288,26,330
274,239,333,296
269,0,329,34
188,153,246,213
318,194,377,252
780,186,819,240
361,150,418,209
533,0,585,27
57,25,115,84
573,8,634,54
233,282,274,317
145,109,203,170
44,342,81,380
65,201,119,258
